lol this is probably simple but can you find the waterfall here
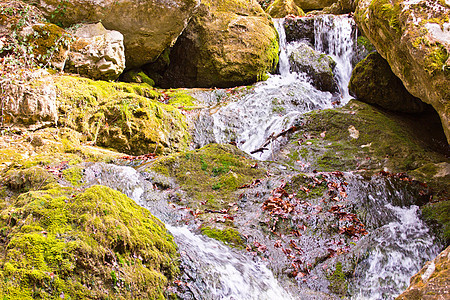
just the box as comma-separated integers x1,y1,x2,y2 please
83,163,294,299
194,15,357,160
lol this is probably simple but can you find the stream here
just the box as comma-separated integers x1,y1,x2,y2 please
84,14,442,300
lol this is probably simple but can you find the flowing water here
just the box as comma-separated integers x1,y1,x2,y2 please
194,15,356,160
81,14,443,300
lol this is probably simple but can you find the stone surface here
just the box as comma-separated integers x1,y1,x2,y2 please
289,42,339,93
349,52,428,113
293,0,338,10
1,70,58,127
66,23,125,81
158,0,279,88
266,0,304,18
396,246,450,300
25,0,199,68
355,0,450,143
283,16,315,46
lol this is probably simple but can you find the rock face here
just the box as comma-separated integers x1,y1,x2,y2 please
1,70,57,127
284,16,315,45
396,246,450,300
266,0,305,18
66,23,125,81
294,0,338,10
158,0,279,88
355,0,450,142
289,43,339,93
25,0,199,68
349,52,428,113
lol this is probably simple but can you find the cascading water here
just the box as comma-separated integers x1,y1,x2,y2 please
83,163,294,300
194,15,357,160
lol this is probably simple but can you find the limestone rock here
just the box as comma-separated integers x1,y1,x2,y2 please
158,0,279,88
1,70,57,127
349,52,428,113
284,16,315,46
294,0,338,11
289,43,339,93
66,23,125,81
396,246,450,300
266,0,305,18
25,0,199,68
355,0,450,142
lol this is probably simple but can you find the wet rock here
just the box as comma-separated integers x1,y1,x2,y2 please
355,0,450,143
65,23,125,81
266,0,305,18
396,246,450,300
349,52,428,113
158,0,279,88
289,42,339,93
283,16,315,46
25,0,199,68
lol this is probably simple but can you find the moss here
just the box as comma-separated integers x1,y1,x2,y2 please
149,144,265,210
201,226,245,248
0,184,179,299
61,166,83,187
54,75,190,155
357,36,375,52
165,90,199,110
422,201,450,246
327,261,348,296
285,173,327,199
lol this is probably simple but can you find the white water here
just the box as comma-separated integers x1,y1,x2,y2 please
195,15,356,160
351,204,440,299
84,163,294,299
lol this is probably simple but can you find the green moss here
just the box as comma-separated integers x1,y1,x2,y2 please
422,201,450,246
357,36,375,52
327,261,348,296
201,226,245,248
149,144,265,210
0,184,179,299
61,166,83,187
54,75,190,155
165,90,199,110
285,173,327,199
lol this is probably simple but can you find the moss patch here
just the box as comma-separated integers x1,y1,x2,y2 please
0,184,178,299
148,144,265,210
54,75,190,155
327,261,348,296
422,201,450,246
201,226,245,248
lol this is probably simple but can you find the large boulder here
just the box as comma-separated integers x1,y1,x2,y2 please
25,0,200,68
158,0,279,88
349,52,428,113
283,16,315,45
266,0,305,18
355,0,450,143
293,0,338,10
396,246,450,300
66,23,125,81
289,42,339,93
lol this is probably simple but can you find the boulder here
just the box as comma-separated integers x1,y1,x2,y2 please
355,0,450,143
283,16,315,46
289,42,339,93
158,0,279,88
266,0,305,18
293,0,338,11
25,0,199,68
396,246,450,300
66,23,125,81
349,52,428,113
1,70,57,127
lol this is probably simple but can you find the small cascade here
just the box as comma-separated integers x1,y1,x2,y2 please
83,163,294,299
351,204,440,299
314,15,356,101
194,15,357,160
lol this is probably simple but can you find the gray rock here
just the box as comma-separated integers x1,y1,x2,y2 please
66,23,125,81
289,43,339,93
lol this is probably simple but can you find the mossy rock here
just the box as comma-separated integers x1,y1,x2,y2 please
148,143,265,210
266,0,305,18
201,226,245,248
422,200,450,246
278,100,449,181
0,184,179,299
54,75,191,155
